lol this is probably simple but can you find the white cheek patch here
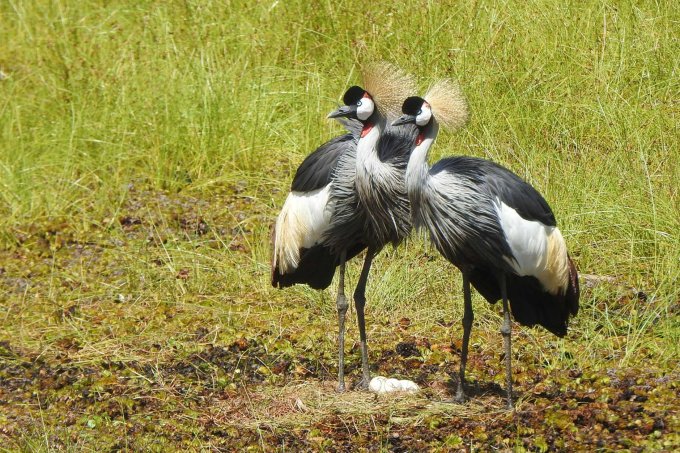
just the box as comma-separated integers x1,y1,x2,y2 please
494,199,569,294
416,107,432,126
357,97,374,121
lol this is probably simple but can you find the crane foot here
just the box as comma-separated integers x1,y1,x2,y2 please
355,377,370,391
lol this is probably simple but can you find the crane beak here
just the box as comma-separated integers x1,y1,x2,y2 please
327,105,357,119
392,114,417,126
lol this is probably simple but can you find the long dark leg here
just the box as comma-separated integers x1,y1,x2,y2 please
499,272,514,409
353,247,376,390
454,272,474,403
335,250,348,392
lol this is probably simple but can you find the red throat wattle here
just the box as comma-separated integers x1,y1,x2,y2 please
361,123,374,138
416,132,425,146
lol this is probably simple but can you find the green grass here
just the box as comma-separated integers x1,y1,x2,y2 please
1,0,679,450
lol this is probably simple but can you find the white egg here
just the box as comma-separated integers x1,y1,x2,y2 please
368,376,387,393
368,376,420,394
398,380,420,392
384,378,401,392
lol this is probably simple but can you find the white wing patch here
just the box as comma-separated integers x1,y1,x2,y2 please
273,185,332,274
495,199,569,295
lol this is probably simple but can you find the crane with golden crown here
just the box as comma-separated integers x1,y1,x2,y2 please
272,62,418,391
392,80,579,408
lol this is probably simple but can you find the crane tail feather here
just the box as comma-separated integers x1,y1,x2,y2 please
468,256,580,337
271,242,367,290
565,255,580,316
272,244,337,290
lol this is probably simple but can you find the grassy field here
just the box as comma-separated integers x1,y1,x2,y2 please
1,0,678,450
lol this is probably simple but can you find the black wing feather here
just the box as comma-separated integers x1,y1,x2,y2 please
290,119,361,192
431,157,556,226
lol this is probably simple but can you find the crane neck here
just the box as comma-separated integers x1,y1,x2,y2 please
406,119,439,203
355,112,386,173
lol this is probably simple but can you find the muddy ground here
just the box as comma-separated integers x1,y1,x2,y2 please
1,185,678,451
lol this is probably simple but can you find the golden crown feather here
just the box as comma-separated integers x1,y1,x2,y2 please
424,78,469,131
361,61,417,118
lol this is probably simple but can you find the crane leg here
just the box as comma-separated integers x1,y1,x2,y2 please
499,272,514,409
335,250,348,392
353,247,376,390
454,273,473,403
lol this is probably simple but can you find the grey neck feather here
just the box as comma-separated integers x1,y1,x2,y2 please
353,110,412,245
355,111,387,197
406,119,439,218
355,112,386,164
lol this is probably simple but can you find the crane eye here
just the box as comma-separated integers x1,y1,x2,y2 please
357,100,363,107
417,109,422,115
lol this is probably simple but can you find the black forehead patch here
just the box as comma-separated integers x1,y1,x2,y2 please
343,85,366,105
402,96,425,115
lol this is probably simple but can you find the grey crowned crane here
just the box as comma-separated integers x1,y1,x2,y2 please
392,80,579,408
272,62,418,391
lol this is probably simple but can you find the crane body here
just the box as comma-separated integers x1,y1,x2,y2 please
326,81,417,389
272,63,417,391
394,83,579,407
